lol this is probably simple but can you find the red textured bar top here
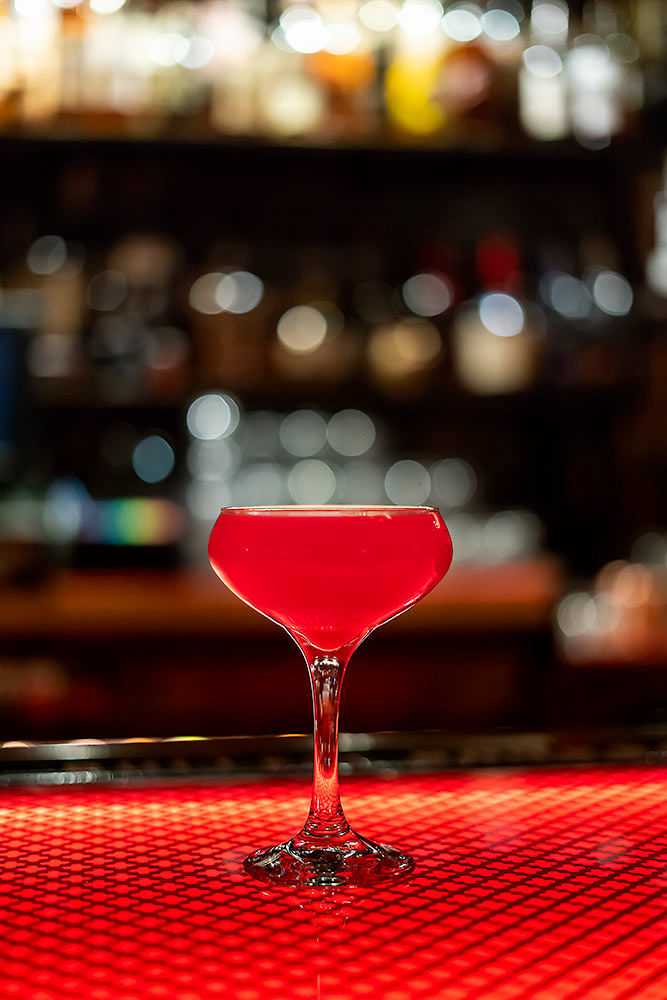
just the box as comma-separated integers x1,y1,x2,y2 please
1,767,667,1000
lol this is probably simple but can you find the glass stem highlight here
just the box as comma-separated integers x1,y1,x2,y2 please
302,648,352,840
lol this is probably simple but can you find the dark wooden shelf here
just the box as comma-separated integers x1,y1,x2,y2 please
0,560,561,641
0,128,661,168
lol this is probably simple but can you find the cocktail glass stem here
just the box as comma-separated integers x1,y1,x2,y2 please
302,647,352,841
242,637,415,886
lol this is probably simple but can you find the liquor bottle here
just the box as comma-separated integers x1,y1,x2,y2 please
384,4,446,138
519,1,569,141
452,234,544,394
14,1,60,124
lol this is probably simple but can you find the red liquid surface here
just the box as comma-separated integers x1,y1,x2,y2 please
209,506,452,651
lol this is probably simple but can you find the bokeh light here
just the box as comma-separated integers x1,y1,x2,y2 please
260,76,324,133
279,410,327,457
430,458,477,508
186,393,240,440
325,22,361,54
402,271,453,317
271,24,297,51
446,512,483,561
189,273,226,315
314,300,345,338
179,36,215,69
185,481,232,521
567,36,612,84
591,270,633,316
566,38,618,146
43,479,85,543
359,0,399,31
442,4,482,42
288,459,336,503
368,319,441,378
384,459,431,505
236,411,282,458
556,591,597,638
87,270,128,312
483,509,542,561
150,32,189,66
131,435,175,484
89,0,126,13
215,271,264,314
186,439,241,481
205,3,262,63
631,532,667,567
97,498,184,546
280,6,327,53
453,299,539,394
523,44,563,78
338,459,385,502
327,409,376,457
14,0,49,14
277,305,328,354
530,0,568,38
234,463,285,505
540,271,592,319
27,235,67,275
398,0,443,36
481,9,520,41
606,32,640,64
478,292,524,336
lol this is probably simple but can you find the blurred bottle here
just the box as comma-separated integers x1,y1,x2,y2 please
519,1,569,141
79,10,157,128
538,229,635,389
60,9,85,115
187,244,269,390
254,45,326,140
0,0,654,148
271,249,360,383
384,1,446,139
452,234,544,394
565,0,643,148
306,42,376,139
206,0,266,137
86,233,188,402
435,4,521,146
19,235,87,389
13,0,60,124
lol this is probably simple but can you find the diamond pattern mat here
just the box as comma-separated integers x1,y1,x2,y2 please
1,767,666,999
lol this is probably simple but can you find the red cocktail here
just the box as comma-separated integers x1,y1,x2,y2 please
209,505,453,886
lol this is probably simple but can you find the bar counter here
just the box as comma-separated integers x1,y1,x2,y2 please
2,764,666,999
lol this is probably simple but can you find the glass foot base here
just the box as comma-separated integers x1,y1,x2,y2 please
243,830,414,887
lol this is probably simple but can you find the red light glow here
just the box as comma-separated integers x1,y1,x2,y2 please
0,767,666,998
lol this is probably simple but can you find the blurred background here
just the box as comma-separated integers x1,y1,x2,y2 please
0,0,666,763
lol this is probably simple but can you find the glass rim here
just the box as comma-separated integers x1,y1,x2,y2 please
217,505,441,515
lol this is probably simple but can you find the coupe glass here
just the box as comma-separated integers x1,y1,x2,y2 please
209,505,453,886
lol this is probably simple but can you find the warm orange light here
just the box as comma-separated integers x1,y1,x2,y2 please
307,49,375,91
